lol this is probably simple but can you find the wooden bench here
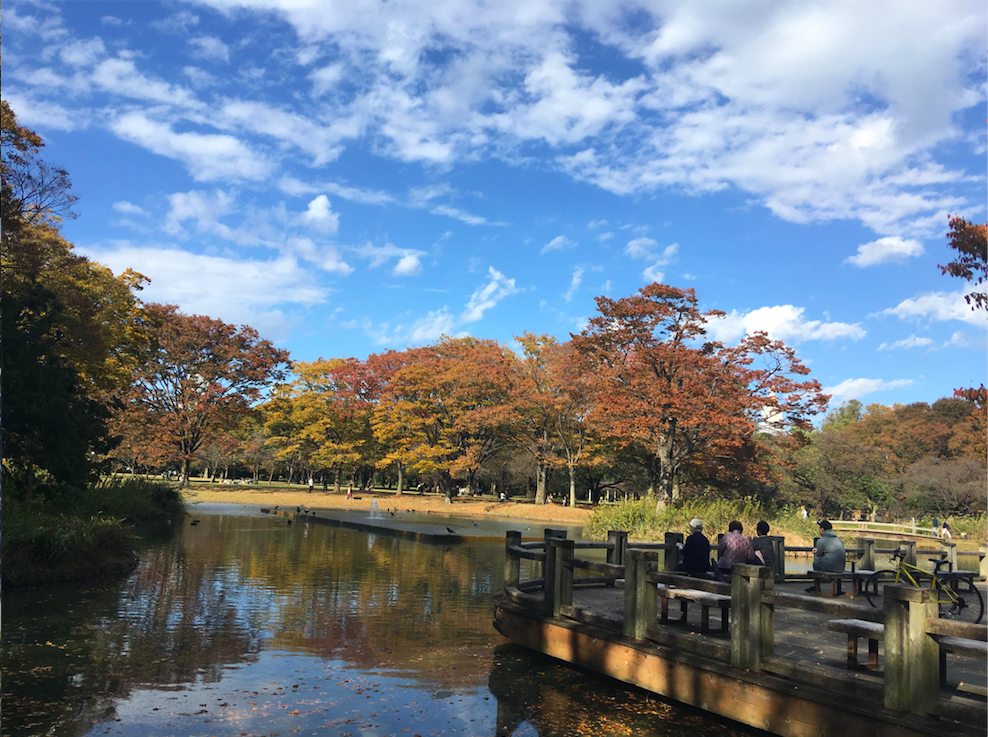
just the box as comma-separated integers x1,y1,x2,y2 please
826,618,884,669
810,570,874,597
657,586,730,634
935,636,988,694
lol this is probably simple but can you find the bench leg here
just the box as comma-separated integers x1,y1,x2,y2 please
660,597,669,624
939,651,947,687
720,606,729,634
867,638,878,669
847,636,859,669
679,599,688,623
700,606,709,634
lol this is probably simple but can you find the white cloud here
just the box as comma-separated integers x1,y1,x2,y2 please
430,204,505,226
846,236,924,267
309,63,344,96
113,201,147,216
0,93,86,132
352,243,424,276
101,16,124,27
60,38,106,67
943,331,976,348
183,66,219,88
596,231,614,242
564,267,584,302
111,112,272,182
880,286,988,328
188,36,230,63
80,242,325,339
285,237,353,275
642,264,665,282
299,195,340,233
164,189,236,236
152,11,199,35
625,237,658,259
707,305,866,344
588,219,609,228
878,335,934,350
278,176,394,205
410,309,457,343
824,378,914,404
542,235,577,254
461,267,519,323
93,58,199,107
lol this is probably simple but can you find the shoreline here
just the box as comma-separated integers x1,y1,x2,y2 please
181,485,592,525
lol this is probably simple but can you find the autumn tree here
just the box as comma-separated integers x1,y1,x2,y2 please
119,304,290,487
571,283,828,511
288,358,379,493
371,337,520,500
2,98,147,496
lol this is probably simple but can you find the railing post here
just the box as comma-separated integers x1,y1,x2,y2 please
883,585,938,714
505,531,521,589
769,536,785,582
606,530,628,567
662,532,683,572
901,540,917,568
730,564,774,672
547,538,574,617
623,549,658,641
941,541,957,571
858,538,875,571
541,528,567,581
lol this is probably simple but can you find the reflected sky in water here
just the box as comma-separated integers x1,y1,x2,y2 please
2,510,757,737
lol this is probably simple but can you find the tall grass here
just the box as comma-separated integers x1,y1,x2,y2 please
1,477,185,587
585,497,817,545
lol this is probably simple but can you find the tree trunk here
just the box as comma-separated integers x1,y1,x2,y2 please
334,467,341,494
535,462,548,505
396,462,404,495
180,457,191,488
568,464,577,508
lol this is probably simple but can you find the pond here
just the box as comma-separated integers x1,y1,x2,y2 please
2,506,759,737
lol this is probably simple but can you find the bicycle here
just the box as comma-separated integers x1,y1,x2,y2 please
863,548,984,623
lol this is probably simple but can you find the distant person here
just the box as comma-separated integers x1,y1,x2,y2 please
941,521,952,539
752,520,776,571
932,516,940,535
308,477,314,493
812,520,846,572
800,506,808,520
498,491,507,502
678,518,712,577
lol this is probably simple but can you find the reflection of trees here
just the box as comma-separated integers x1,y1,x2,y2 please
225,517,506,686
2,514,515,737
2,519,266,737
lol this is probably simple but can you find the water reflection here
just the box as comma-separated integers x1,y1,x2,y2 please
2,511,755,737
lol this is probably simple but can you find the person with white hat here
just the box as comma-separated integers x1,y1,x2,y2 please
678,518,712,577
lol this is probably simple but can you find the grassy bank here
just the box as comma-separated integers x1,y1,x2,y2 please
1,478,185,587
586,498,818,547
585,498,988,547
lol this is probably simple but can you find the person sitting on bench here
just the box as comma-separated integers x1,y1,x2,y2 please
717,520,754,576
678,518,712,577
806,519,846,592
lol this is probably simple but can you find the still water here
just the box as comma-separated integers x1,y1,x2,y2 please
2,506,757,737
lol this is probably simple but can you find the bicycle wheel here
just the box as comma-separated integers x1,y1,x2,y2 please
936,578,985,624
864,570,898,608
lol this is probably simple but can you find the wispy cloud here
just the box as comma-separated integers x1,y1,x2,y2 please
824,378,914,404
708,305,866,344
461,267,519,323
846,236,923,267
542,235,577,254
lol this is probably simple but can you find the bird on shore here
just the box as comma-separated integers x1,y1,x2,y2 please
273,505,279,510
390,511,396,517
446,527,456,534
190,520,200,526
287,519,292,525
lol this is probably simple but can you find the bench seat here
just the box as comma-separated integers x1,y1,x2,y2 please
810,570,873,598
827,618,884,669
657,586,731,634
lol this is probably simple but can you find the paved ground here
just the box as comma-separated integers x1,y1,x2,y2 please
566,579,987,696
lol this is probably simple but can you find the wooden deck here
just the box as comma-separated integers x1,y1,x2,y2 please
494,529,988,737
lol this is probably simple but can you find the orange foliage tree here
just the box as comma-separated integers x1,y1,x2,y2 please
571,283,828,510
119,304,290,486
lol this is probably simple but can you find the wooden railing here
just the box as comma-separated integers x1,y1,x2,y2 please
503,529,988,721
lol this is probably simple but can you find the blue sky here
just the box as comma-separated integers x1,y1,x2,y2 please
4,0,986,409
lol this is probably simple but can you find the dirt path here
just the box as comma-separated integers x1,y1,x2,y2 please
182,485,591,525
